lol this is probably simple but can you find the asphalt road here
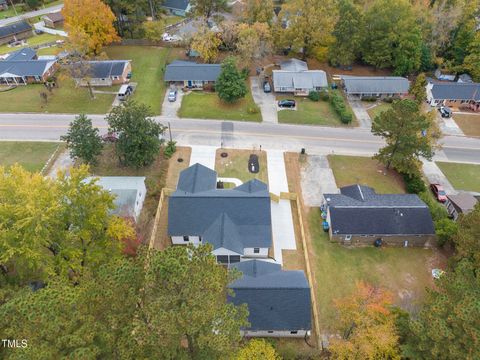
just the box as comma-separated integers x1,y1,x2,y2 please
0,113,479,164
0,4,63,27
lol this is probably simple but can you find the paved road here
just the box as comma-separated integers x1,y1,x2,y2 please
0,114,480,164
0,4,64,27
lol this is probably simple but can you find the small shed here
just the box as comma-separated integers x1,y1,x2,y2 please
446,193,478,220
42,12,64,29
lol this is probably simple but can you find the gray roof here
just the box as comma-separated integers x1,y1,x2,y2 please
430,83,480,101
168,164,272,251
228,260,311,331
273,70,328,89
342,76,410,94
447,193,478,214
0,0,7,5
5,47,36,61
457,74,473,83
0,48,55,77
164,60,221,82
280,58,308,72
163,0,189,10
72,60,129,79
324,185,435,235
43,12,64,23
0,21,32,39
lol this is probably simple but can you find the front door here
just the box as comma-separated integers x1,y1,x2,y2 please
187,80,192,87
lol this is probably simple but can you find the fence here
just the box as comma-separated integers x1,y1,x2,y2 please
148,187,174,249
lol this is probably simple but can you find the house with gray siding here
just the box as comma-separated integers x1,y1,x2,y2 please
342,76,410,98
164,60,221,89
162,0,190,16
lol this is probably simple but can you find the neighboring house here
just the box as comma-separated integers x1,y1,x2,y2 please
42,12,64,29
457,73,473,83
434,69,456,82
446,193,478,220
426,81,480,112
0,0,8,11
164,60,221,89
162,0,190,16
0,48,57,85
71,60,131,87
272,58,328,96
0,20,33,46
342,76,410,98
323,185,436,247
228,260,312,338
168,164,272,265
92,177,146,221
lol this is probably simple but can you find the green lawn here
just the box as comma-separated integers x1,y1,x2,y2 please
164,15,183,26
328,155,405,193
105,46,169,115
178,91,261,122
0,0,63,20
309,208,439,331
0,33,63,55
436,162,480,192
215,148,268,185
367,102,392,120
0,141,59,172
278,98,349,126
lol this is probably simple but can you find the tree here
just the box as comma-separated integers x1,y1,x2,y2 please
328,0,363,67
106,100,166,168
236,339,280,360
463,32,480,81
63,0,120,55
329,281,401,360
191,27,222,63
435,218,458,247
215,57,247,103
236,23,272,64
25,0,40,10
371,99,440,175
244,0,274,25
409,73,428,104
452,203,480,268
188,0,229,23
143,20,166,42
61,114,103,165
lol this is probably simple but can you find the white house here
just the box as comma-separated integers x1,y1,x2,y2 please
272,59,328,96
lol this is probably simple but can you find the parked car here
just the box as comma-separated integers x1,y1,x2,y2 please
430,183,447,202
168,90,177,102
118,84,133,101
278,99,296,108
263,81,271,93
439,106,452,118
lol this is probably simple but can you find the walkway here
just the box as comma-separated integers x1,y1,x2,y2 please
422,160,457,195
189,145,216,169
46,148,73,179
347,98,372,129
33,21,68,37
250,77,278,124
301,155,339,206
0,3,63,27
267,150,296,265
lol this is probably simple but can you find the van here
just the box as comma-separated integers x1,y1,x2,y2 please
118,85,131,101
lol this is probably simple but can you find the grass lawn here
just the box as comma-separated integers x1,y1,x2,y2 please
436,162,480,192
105,46,170,115
36,45,65,56
0,0,64,19
214,148,268,186
0,141,59,172
453,113,480,137
178,91,262,122
164,15,183,26
328,155,405,193
309,208,443,331
0,75,115,113
0,33,63,55
367,102,392,120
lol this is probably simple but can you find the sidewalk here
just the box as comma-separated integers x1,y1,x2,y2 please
189,145,216,169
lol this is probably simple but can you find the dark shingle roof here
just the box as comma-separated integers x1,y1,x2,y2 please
430,83,480,101
164,60,221,82
324,185,435,235
0,21,32,39
228,260,311,331
72,60,129,79
5,47,36,61
163,0,190,10
342,76,410,94
43,12,64,23
203,212,244,254
169,164,272,250
0,60,56,77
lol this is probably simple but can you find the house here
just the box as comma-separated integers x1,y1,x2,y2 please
0,48,58,85
272,59,328,96
168,164,272,265
446,193,478,220
323,185,436,247
42,12,64,29
162,0,190,16
228,260,312,338
92,177,146,221
426,81,480,112
342,76,410,98
457,73,473,83
0,20,33,46
164,60,221,89
71,60,131,87
434,69,456,82
0,0,8,11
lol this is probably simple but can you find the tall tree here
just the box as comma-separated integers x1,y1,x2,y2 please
191,27,222,63
106,100,166,168
215,57,247,103
244,0,274,25
188,0,229,23
328,0,363,67
236,339,280,360
409,73,428,104
329,281,401,360
371,99,440,174
452,203,480,268
63,0,120,55
463,32,480,81
236,22,272,64
61,114,103,165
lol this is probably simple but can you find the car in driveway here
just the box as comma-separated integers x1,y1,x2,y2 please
168,90,177,102
263,81,271,93
430,183,447,202
439,106,452,118
278,99,296,108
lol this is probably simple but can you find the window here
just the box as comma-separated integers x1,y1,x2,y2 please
216,255,229,264
229,255,240,263
267,331,274,334
345,235,352,241
253,248,260,254
290,331,298,334
183,236,189,242
199,236,202,242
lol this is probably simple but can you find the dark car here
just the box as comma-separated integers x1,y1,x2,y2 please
430,183,447,202
278,99,296,108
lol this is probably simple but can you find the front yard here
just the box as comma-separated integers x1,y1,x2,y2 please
452,113,480,137
0,141,59,172
214,148,268,184
436,162,480,192
328,155,406,193
178,91,261,122
366,102,392,120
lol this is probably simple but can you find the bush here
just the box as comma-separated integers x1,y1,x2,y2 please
361,96,377,102
319,90,330,101
330,92,352,123
163,140,177,159
308,90,320,102
340,111,353,124
382,97,394,103
418,191,449,221
240,68,250,80
402,172,426,194
435,218,458,247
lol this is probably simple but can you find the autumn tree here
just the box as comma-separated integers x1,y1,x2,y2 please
244,0,274,25
236,339,280,360
216,57,247,103
106,100,165,168
189,0,229,23
329,281,401,360
463,32,480,81
63,0,120,55
61,114,103,165
372,99,440,175
191,27,222,63
236,23,272,64
452,203,480,268
142,20,166,42
409,73,428,104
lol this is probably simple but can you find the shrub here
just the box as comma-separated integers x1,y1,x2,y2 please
435,218,458,247
163,140,177,159
361,96,377,102
329,92,352,123
402,172,426,194
240,68,250,80
383,97,394,103
340,111,353,124
418,191,449,221
319,90,330,101
308,90,320,102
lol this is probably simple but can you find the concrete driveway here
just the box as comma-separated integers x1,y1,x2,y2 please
301,155,339,206
34,21,67,37
422,160,457,195
439,112,464,136
162,86,184,119
250,77,278,124
347,97,372,129
189,145,216,169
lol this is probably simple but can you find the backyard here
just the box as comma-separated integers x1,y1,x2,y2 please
328,155,406,193
453,113,480,137
0,141,59,172
215,148,268,185
178,90,261,122
0,33,63,55
436,162,480,192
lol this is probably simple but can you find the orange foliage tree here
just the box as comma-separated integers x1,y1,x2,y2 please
329,281,401,360
62,0,120,55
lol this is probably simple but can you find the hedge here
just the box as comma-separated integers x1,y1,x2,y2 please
330,92,352,124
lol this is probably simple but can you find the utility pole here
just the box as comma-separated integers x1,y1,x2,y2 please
8,0,18,16
148,0,155,20
168,122,172,142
